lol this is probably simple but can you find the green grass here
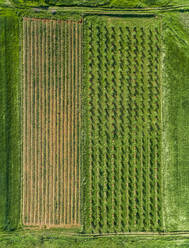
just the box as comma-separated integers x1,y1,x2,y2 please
1,232,189,248
7,0,189,8
0,13,21,230
0,13,7,231
82,15,163,234
163,13,189,231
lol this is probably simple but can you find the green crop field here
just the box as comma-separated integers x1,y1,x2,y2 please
1,0,189,247
82,16,163,233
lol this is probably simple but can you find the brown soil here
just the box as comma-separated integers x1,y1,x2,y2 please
22,17,82,227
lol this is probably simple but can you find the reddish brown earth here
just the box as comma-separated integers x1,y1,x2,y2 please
22,17,82,227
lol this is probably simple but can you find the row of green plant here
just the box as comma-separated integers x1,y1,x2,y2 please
82,16,163,233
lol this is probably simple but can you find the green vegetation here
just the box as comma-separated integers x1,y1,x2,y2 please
6,0,189,8
1,2,189,247
0,232,189,248
0,13,21,230
163,13,189,231
0,13,7,231
82,15,163,233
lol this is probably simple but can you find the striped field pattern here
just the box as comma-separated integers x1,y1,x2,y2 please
83,16,163,233
22,17,82,227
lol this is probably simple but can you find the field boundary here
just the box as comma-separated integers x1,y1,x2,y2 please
0,13,21,231
2,230,189,237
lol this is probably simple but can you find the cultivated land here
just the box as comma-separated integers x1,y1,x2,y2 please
22,17,82,227
83,16,163,233
1,1,189,247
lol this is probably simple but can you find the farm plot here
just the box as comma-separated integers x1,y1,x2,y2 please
22,17,82,227
83,16,163,233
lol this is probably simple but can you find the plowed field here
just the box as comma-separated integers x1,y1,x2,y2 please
22,17,82,227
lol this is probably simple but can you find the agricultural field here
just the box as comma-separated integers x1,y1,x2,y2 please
82,16,163,233
22,17,82,227
1,0,189,247
21,14,164,233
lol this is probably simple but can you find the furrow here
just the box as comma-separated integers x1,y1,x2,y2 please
40,19,44,225
91,22,100,232
63,20,67,225
51,20,55,225
95,24,102,233
120,25,129,232
37,19,42,225
150,28,157,230
154,27,163,229
96,24,104,233
124,25,131,231
59,21,64,224
139,26,145,230
45,20,50,225
105,25,114,232
67,20,71,225
115,25,122,232
87,22,93,231
134,27,142,230
49,20,53,225
78,21,82,225
140,27,147,230
110,25,116,232
66,20,71,225
153,27,161,229
146,29,152,231
54,20,57,224
84,20,93,231
147,28,155,230
71,20,74,225
132,26,137,230
34,19,39,225
74,22,78,225
32,19,37,225
126,26,135,230
26,18,30,224
73,22,77,225
99,23,107,233
42,19,46,225
22,18,28,224
56,21,60,225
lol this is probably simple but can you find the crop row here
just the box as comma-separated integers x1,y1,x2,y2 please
22,18,82,227
82,17,163,233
